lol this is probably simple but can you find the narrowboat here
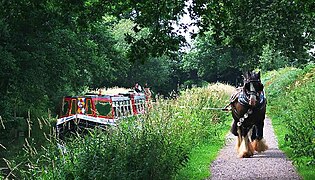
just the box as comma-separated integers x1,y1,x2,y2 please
56,91,149,138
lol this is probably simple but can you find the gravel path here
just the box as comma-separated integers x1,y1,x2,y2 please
208,117,301,180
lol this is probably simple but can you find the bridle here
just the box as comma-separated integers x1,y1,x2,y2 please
243,79,263,98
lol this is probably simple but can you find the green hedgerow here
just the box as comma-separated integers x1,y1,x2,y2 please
264,65,315,167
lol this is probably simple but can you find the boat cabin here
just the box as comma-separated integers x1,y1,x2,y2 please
56,92,147,138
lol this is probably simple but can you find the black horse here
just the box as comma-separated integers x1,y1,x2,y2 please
230,71,268,158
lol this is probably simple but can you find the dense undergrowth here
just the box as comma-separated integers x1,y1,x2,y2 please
3,83,233,179
263,64,315,179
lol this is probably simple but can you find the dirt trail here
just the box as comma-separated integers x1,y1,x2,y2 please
208,117,301,180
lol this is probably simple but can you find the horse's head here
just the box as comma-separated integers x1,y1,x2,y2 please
243,71,264,107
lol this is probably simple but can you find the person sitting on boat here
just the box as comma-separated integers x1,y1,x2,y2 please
135,83,142,93
144,83,151,97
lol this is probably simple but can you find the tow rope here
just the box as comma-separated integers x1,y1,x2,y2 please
202,103,232,111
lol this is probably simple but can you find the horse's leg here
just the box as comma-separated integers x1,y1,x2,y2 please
235,126,242,152
256,120,264,140
247,127,255,156
252,120,268,152
251,125,257,140
237,128,254,158
238,134,254,158
231,119,238,136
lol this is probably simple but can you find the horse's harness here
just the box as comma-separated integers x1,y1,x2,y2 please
243,79,264,96
231,79,266,128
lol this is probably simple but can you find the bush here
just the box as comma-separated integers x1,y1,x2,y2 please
262,67,302,100
264,64,315,166
284,82,315,165
12,83,233,179
181,79,209,89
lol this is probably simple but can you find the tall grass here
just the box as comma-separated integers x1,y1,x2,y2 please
263,65,315,179
8,83,233,179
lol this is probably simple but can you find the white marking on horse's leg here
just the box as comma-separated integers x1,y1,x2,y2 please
238,135,250,158
238,134,254,158
248,127,253,142
236,135,242,152
238,137,246,158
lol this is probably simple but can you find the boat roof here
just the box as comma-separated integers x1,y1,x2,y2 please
63,92,146,100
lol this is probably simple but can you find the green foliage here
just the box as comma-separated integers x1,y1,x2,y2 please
108,18,179,95
175,143,220,180
182,79,209,89
182,32,243,85
192,0,315,66
262,67,302,100
118,56,176,96
263,65,315,178
2,0,315,177
12,84,232,179
2,0,315,124
0,0,189,122
259,44,289,71
174,119,230,180
182,0,315,84
284,82,315,165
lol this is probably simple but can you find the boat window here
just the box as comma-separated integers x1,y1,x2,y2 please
119,101,123,116
113,101,118,117
135,99,145,113
125,100,130,115
123,100,128,116
113,101,130,117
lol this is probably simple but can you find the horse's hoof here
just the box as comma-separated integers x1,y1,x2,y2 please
243,154,252,158
252,139,268,153
238,151,253,158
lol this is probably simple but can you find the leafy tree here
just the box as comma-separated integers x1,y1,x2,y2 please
182,32,243,85
110,18,179,95
2,0,315,122
0,1,124,120
190,0,315,67
259,44,289,71
62,0,188,61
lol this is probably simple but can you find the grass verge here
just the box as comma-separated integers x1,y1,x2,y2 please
174,142,223,180
174,116,230,180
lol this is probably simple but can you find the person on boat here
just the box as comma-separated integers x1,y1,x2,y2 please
135,83,142,93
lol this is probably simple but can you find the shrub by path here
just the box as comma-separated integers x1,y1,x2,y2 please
208,117,301,180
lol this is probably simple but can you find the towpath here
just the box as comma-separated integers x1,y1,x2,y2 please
208,117,301,180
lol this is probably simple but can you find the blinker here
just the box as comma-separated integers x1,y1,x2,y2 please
244,82,264,93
